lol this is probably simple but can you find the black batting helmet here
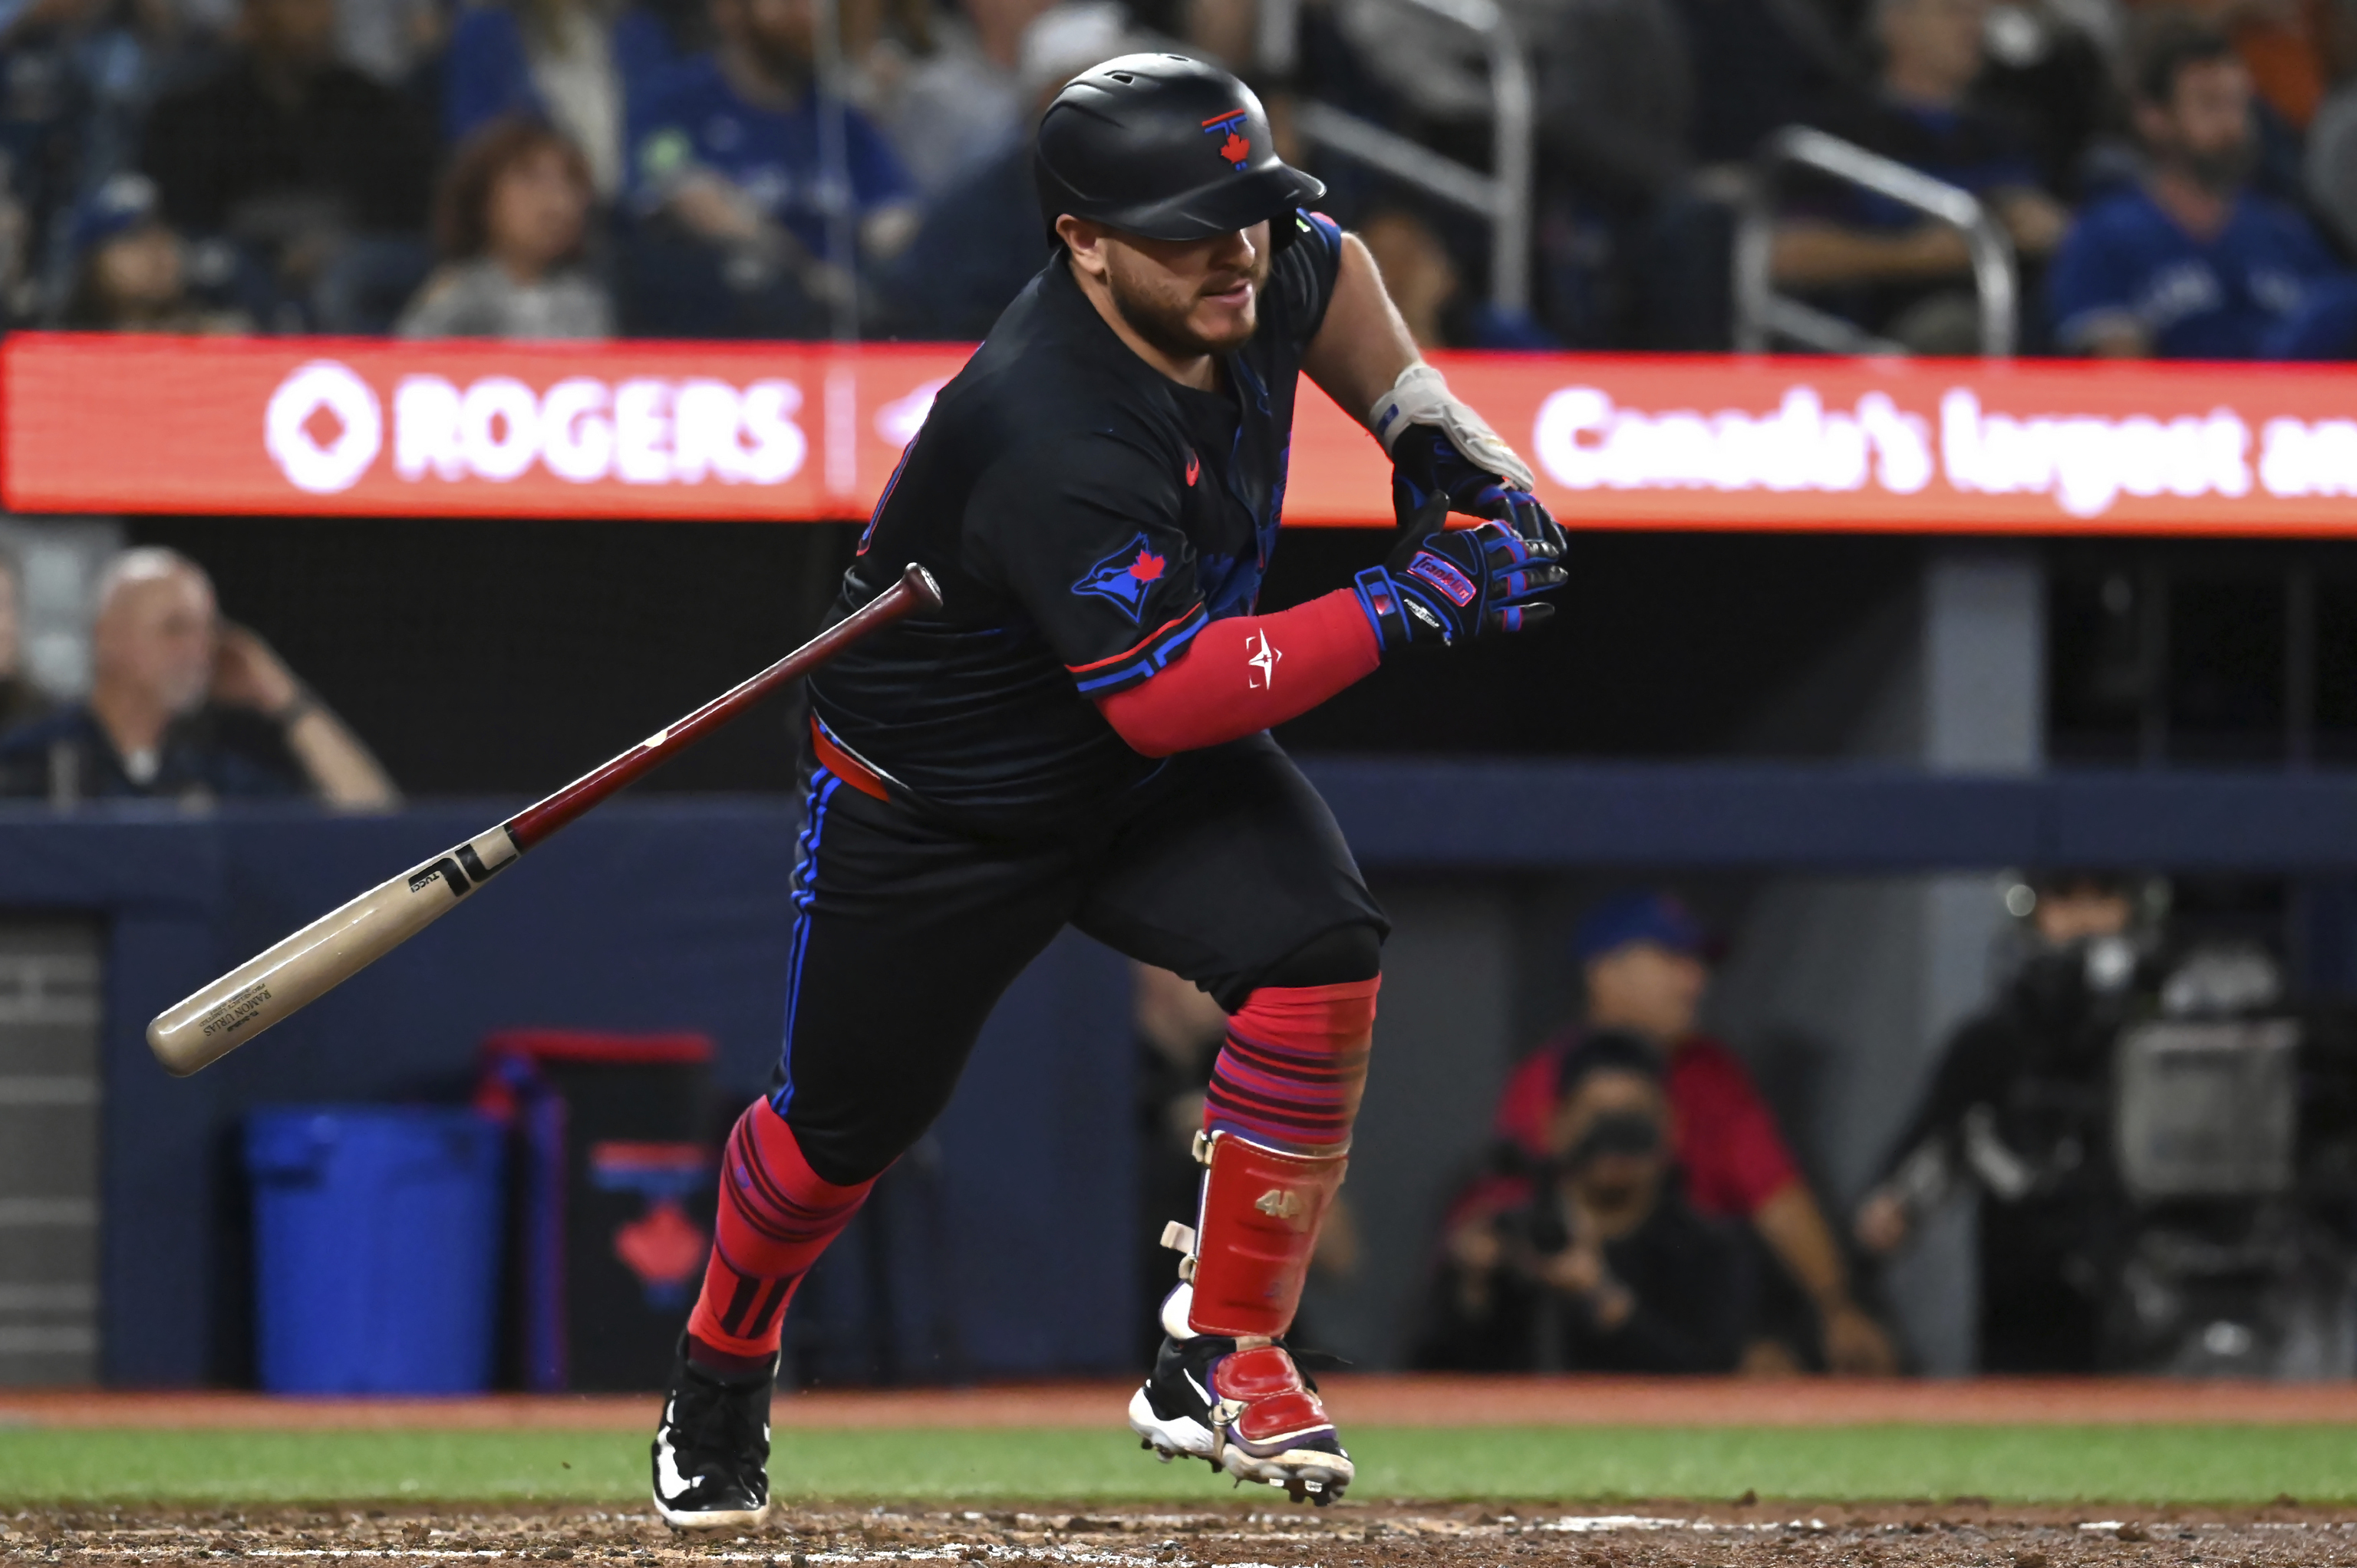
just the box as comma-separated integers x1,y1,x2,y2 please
1034,54,1324,244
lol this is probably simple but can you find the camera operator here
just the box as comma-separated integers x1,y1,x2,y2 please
1417,1032,1755,1373
1852,870,2142,1372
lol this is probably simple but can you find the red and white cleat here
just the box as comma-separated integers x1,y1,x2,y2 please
1128,1319,1353,1505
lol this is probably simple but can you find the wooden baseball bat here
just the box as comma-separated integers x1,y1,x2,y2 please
147,563,942,1078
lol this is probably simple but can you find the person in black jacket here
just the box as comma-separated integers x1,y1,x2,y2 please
1853,871,2140,1372
1419,1032,1755,1373
137,0,436,315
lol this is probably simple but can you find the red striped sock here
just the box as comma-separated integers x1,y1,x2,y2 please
685,1098,874,1363
1203,978,1379,1155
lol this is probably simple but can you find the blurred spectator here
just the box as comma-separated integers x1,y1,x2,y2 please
1486,891,1898,1373
0,547,397,806
1853,871,2141,1372
2049,10,2357,358
441,0,679,196
876,0,1128,338
0,0,211,318
2299,0,2357,280
1771,0,2070,352
1136,960,1225,1360
2138,0,2334,131
335,0,443,85
623,0,916,337
860,0,1049,194
0,545,48,730
1531,0,1693,201
1972,0,2121,199
399,117,612,338
1358,207,1455,349
1673,0,1861,167
137,0,437,326
61,170,251,328
1355,205,1561,348
1417,1032,1756,1373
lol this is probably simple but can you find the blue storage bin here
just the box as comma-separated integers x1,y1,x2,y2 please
246,1108,505,1395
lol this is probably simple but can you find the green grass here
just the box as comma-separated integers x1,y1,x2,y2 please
2,1425,2353,1507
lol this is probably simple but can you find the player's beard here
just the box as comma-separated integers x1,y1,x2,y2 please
1106,245,1271,361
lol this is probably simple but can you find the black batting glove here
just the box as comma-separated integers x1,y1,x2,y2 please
1389,424,1569,555
1351,506,1566,653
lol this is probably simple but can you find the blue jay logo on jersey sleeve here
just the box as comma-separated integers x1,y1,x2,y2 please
1072,534,1168,623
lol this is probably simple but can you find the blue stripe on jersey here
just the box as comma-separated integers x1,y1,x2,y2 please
1072,605,1211,694
771,766,843,1118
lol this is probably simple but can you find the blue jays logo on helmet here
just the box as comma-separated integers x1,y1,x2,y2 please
1202,110,1251,169
1073,533,1168,623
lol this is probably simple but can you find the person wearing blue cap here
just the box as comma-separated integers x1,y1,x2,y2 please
61,173,248,332
1482,890,1898,1375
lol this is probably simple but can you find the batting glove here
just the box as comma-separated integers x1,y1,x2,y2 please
1369,363,1567,553
1351,509,1565,652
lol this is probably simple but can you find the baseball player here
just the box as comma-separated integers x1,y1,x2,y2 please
651,53,1565,1526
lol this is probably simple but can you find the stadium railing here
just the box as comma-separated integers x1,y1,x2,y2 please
1734,126,2019,359
1260,0,1536,311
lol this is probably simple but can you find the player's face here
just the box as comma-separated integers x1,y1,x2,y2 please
1102,222,1272,360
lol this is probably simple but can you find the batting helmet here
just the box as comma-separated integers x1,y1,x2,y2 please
1034,54,1325,244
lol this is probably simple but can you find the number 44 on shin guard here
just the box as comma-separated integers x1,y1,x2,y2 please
1128,1130,1355,1504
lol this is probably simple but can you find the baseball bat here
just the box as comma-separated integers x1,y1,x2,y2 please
147,562,942,1078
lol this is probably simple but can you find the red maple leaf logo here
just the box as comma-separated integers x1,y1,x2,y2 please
612,1199,708,1289
1185,451,1201,486
1219,131,1251,166
1128,550,1166,584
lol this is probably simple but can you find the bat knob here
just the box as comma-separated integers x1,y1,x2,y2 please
899,562,944,611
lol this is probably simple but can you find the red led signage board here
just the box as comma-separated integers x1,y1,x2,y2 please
8,333,2357,532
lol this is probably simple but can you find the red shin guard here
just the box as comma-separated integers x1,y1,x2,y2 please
1185,1132,1348,1337
1181,977,1377,1339
686,1098,875,1362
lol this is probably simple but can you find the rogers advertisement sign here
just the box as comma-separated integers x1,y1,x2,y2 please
8,333,2357,532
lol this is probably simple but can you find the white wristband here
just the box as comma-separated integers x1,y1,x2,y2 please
1365,363,1537,492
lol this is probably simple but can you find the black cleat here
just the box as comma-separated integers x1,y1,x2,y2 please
651,1339,775,1530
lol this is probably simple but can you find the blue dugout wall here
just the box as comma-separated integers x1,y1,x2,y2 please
12,758,2357,1386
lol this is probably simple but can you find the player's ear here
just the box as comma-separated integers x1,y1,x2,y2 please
1057,215,1111,281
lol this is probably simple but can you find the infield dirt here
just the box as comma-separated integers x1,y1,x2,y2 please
6,1499,2356,1567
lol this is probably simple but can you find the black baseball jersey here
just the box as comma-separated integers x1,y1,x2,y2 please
808,209,1347,828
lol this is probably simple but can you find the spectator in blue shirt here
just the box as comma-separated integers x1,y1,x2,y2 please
1770,0,2070,351
622,0,915,336
2049,11,2357,360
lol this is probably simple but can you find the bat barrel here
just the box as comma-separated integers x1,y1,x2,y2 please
143,565,941,1076
146,826,521,1076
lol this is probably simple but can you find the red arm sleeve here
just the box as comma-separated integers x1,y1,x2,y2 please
1094,588,1380,758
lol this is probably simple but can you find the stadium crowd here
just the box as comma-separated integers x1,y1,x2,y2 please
0,0,2349,352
